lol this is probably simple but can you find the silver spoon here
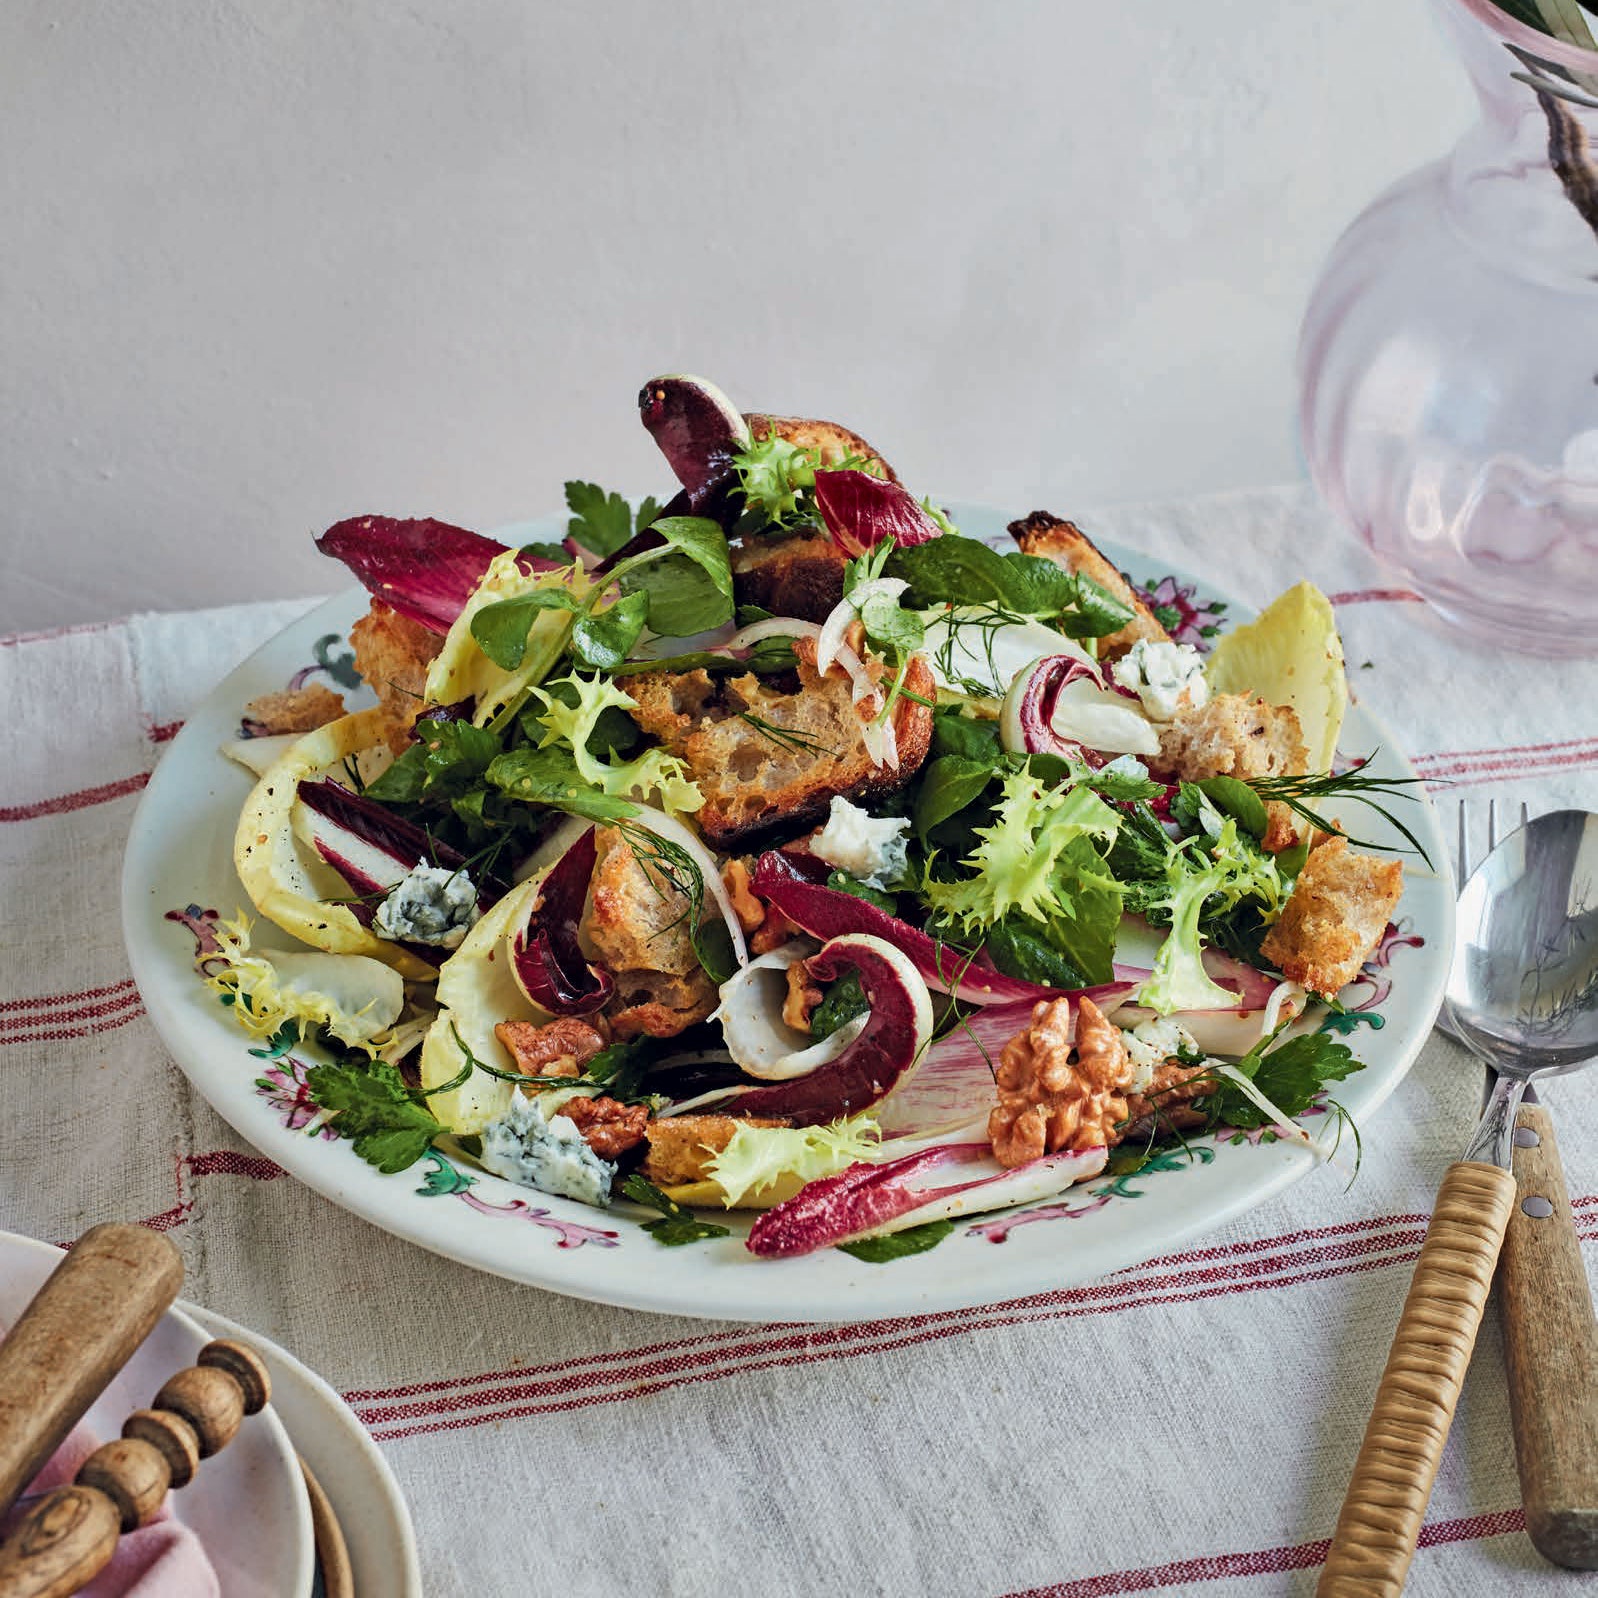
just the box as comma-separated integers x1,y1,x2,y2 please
1319,809,1598,1595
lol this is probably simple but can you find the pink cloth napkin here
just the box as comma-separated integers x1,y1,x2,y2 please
8,1427,218,1598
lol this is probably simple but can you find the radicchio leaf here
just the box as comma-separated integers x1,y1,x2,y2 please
719,934,932,1127
750,850,1137,1008
812,470,942,558
317,516,561,635
509,826,613,1017
746,1140,1109,1257
637,375,751,510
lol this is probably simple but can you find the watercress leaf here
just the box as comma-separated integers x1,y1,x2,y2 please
912,755,998,840
825,870,897,915
1196,775,1270,842
735,604,774,625
694,916,738,985
1053,572,1136,640
1041,833,1123,985
565,480,637,557
572,588,651,671
888,535,1050,611
470,588,583,670
837,1219,954,1262
304,1058,441,1174
930,711,1003,762
362,743,431,803
983,914,1090,989
810,970,871,1041
485,746,640,823
859,589,925,655
620,1173,731,1246
743,636,799,674
616,516,735,637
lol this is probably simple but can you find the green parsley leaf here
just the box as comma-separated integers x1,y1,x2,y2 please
837,1220,954,1263
619,1173,731,1246
565,480,637,557
303,1059,442,1174
1212,1032,1365,1129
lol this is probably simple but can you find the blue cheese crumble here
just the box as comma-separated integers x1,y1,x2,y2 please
1121,1017,1200,1095
373,861,480,949
810,797,911,889
1110,640,1209,723
479,1091,615,1206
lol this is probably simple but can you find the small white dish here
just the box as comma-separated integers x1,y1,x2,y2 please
0,1230,315,1598
182,1302,421,1598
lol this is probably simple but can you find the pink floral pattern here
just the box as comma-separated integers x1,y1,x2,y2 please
1134,575,1228,651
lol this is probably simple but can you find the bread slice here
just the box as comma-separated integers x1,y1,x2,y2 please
732,529,847,622
1155,693,1308,784
727,414,899,623
744,414,899,481
349,600,442,754
625,637,935,850
1260,836,1404,997
1008,512,1171,661
586,827,717,1039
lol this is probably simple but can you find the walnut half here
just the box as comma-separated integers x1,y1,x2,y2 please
988,997,1137,1169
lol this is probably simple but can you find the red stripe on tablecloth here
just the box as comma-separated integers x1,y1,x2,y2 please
1424,748,1598,790
148,720,184,744
1326,587,1425,606
343,1211,1437,1405
354,1224,1432,1428
995,1508,1525,1597
0,1010,147,1046
0,980,141,1018
0,618,118,649
184,1151,286,1181
1413,733,1598,768
0,772,149,822
361,1218,1598,1437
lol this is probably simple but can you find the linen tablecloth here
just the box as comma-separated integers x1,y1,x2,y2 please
4,483,1596,1598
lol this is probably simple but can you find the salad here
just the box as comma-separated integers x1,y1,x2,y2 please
200,375,1420,1262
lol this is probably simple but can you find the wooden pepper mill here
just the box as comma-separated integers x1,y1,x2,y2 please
0,1337,270,1598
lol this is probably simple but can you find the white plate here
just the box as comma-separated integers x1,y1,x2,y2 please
0,1231,315,1598
181,1302,421,1598
121,504,1452,1323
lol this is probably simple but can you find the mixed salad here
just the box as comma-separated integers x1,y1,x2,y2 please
201,375,1421,1261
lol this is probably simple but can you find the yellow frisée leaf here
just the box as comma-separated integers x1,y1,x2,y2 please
533,674,704,816
203,916,405,1051
925,770,1120,934
1204,581,1347,774
424,552,591,726
232,709,436,981
703,1115,884,1208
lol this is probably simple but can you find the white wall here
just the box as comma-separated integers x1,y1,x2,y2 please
0,0,1469,631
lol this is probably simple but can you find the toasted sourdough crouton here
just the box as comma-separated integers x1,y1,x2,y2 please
641,1114,789,1188
745,414,899,482
241,684,346,736
1259,836,1404,998
732,530,849,623
1008,512,1171,661
1155,693,1308,856
349,600,442,755
728,413,900,623
625,638,935,850
586,828,717,1039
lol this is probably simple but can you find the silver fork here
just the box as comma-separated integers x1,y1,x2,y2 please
1437,797,1530,1049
